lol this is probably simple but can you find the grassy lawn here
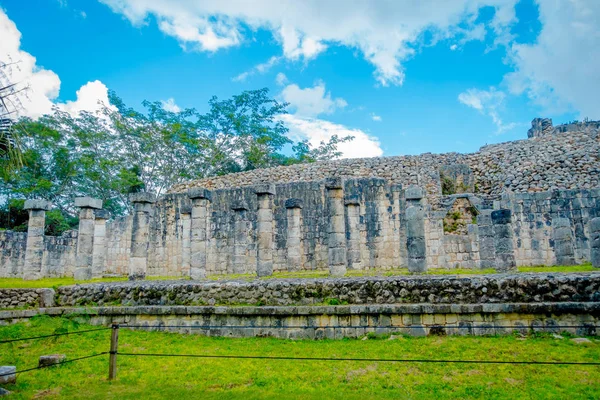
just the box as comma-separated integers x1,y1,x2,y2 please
0,264,596,289
0,317,599,399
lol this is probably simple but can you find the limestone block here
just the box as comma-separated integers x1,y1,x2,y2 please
285,198,303,209
94,209,111,220
590,217,600,268
254,184,276,195
324,177,343,189
129,192,157,204
404,185,424,200
38,354,66,368
74,197,103,209
0,366,16,384
23,199,52,211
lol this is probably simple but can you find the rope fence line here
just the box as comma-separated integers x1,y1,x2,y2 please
0,352,108,378
116,352,600,366
119,324,597,330
0,327,112,344
1,322,599,386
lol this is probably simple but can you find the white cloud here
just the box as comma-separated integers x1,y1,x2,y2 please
275,72,287,86
99,0,519,86
0,9,110,119
503,0,600,119
60,80,112,116
280,81,347,118
161,97,181,113
232,55,280,82
371,113,382,122
458,87,517,133
280,114,382,158
277,80,381,158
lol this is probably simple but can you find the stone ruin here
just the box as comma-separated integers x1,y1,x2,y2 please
1,118,600,280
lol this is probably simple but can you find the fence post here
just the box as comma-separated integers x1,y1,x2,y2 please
108,323,119,381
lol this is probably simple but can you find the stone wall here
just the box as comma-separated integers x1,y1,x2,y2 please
1,120,599,279
0,230,77,278
171,122,599,198
55,273,600,307
0,288,55,309
1,303,598,338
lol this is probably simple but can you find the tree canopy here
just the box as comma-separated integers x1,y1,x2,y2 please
0,88,353,233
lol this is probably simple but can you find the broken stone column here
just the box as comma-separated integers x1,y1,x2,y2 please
180,205,192,277
285,198,303,272
74,197,103,280
91,209,110,279
188,188,211,279
477,210,496,269
255,185,276,277
23,199,51,280
405,186,426,273
590,218,600,268
491,209,516,272
325,178,347,276
344,197,361,270
129,192,156,280
552,218,575,265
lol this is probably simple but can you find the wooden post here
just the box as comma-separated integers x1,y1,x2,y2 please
108,323,119,381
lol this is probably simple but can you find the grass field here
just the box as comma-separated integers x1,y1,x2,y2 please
0,264,596,289
0,317,599,399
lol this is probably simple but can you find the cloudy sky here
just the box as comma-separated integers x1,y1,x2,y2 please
0,0,598,158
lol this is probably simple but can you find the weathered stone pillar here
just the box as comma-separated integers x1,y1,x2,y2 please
325,178,347,276
552,218,575,265
344,198,361,270
477,210,495,269
285,198,303,271
74,197,103,280
232,201,250,274
491,209,516,272
180,205,192,277
129,192,156,280
590,218,600,268
188,188,211,280
405,186,426,273
23,199,51,280
92,209,110,278
255,185,276,277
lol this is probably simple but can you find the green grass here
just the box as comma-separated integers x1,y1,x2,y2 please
0,276,183,289
0,317,599,399
0,264,596,289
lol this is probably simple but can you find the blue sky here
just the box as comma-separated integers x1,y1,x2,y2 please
1,0,597,158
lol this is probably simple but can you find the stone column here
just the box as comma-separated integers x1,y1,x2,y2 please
74,197,103,280
180,205,192,277
23,199,51,280
232,201,250,274
188,188,211,279
285,198,303,271
405,186,426,273
491,209,516,272
552,218,575,265
255,185,276,277
590,218,600,268
92,209,110,279
325,178,347,276
129,192,156,280
477,210,496,269
344,198,361,270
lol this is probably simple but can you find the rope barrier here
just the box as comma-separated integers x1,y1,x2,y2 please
0,352,108,377
119,324,597,330
0,327,112,344
117,352,600,366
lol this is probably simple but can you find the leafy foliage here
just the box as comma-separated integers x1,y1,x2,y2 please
0,88,353,233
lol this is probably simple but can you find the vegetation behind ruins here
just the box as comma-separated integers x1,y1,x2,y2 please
0,89,352,234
